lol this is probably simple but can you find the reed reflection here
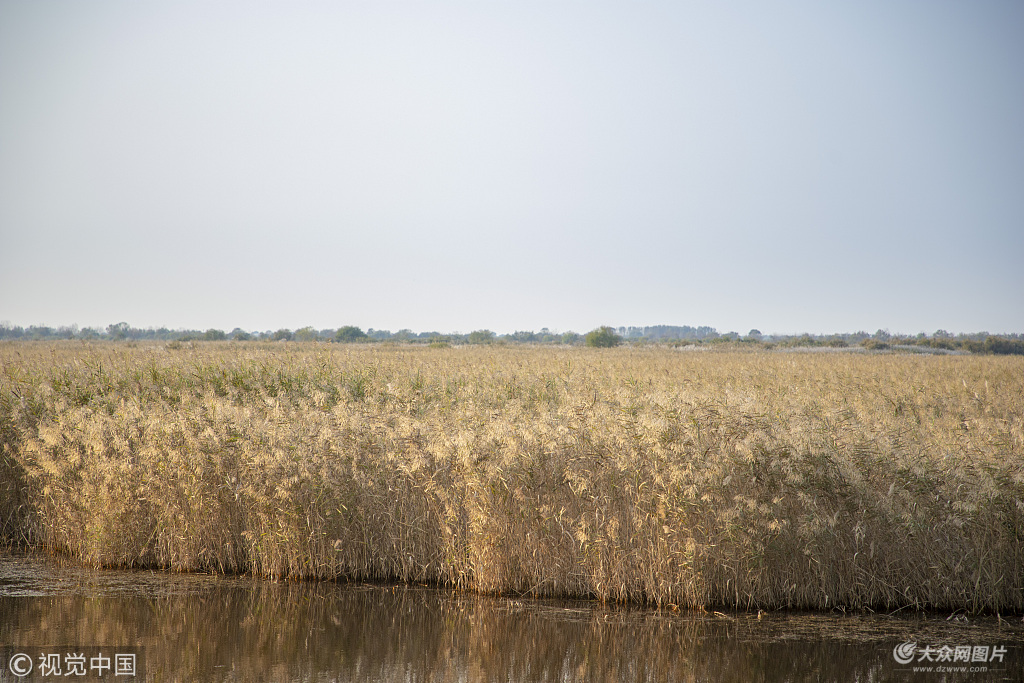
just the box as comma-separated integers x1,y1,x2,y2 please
1,556,1019,682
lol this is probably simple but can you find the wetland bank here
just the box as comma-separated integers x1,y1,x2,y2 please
1,342,1022,613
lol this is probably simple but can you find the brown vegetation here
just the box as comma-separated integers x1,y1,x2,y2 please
1,341,1022,611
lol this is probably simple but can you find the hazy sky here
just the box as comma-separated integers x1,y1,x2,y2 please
2,1,1022,335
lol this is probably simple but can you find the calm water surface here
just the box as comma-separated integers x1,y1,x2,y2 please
1,552,1021,682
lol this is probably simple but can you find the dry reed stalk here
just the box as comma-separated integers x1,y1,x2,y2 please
1,341,1021,611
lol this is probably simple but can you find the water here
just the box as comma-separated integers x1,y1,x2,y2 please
1,552,1021,682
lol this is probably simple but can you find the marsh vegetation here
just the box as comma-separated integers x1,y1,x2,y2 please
1,342,1021,612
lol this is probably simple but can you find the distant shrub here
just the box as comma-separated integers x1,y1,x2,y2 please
860,339,889,351
984,336,1024,355
294,327,321,342
335,326,368,343
561,332,582,345
585,326,622,348
791,334,819,347
468,330,496,345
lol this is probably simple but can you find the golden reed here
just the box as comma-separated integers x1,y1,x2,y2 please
1,341,1021,611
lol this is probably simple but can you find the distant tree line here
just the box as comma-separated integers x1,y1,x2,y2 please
1,322,1021,355
754,329,1024,355
617,325,719,340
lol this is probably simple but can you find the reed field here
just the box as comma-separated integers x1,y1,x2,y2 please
1,341,1021,612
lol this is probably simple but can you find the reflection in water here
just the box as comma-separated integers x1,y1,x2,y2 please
1,553,1020,682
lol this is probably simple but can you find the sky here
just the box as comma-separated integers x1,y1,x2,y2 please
1,0,1022,336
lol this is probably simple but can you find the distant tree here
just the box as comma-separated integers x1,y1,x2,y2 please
561,331,582,345
271,328,294,342
788,333,818,347
0,323,24,339
741,329,763,343
335,326,368,343
107,322,130,341
507,330,538,343
984,336,1024,355
294,326,320,342
585,326,622,348
202,328,227,341
230,328,252,341
468,330,496,344
27,325,55,340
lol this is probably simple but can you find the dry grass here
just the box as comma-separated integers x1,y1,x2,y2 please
1,341,1022,611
